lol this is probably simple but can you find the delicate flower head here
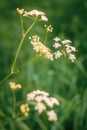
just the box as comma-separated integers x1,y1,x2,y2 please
53,36,77,62
70,46,76,52
9,82,22,90
53,37,61,42
20,104,30,117
50,97,60,106
41,15,48,21
24,10,45,16
54,51,62,59
29,35,54,61
69,54,76,62
27,90,60,116
23,9,48,21
47,110,57,121
62,39,72,44
35,102,46,113
44,25,53,32
16,8,24,15
53,43,61,48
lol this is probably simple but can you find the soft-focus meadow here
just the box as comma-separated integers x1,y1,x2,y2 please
0,0,87,130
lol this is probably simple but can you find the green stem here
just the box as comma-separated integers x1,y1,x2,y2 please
0,73,12,85
11,36,25,74
12,90,16,119
24,19,37,36
21,54,39,67
35,116,48,130
0,19,37,85
20,15,25,36
44,31,48,44
11,20,37,74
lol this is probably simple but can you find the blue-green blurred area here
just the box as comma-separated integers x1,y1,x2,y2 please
0,0,87,130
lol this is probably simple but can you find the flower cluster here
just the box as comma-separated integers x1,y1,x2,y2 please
9,82,22,90
53,37,77,62
20,104,30,117
27,90,60,121
16,8,48,21
44,25,53,32
47,110,57,121
29,35,54,61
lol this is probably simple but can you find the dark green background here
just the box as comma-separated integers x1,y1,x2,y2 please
0,0,87,130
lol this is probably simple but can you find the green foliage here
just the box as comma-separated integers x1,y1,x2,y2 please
0,0,87,130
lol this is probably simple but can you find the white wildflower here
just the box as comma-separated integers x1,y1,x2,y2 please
53,43,61,48
65,44,76,53
35,95,44,102
27,90,60,116
65,45,72,54
53,36,77,62
33,89,49,96
27,93,35,100
43,97,60,108
50,97,60,106
47,110,57,121
23,9,48,21
43,96,54,108
54,51,62,59
70,46,76,52
53,37,61,42
62,39,72,44
35,102,46,113
41,15,48,21
24,10,45,16
69,54,76,62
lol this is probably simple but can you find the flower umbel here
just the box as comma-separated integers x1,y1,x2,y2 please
44,25,53,32
16,8,48,21
16,8,24,15
47,110,57,121
53,37,77,62
20,104,30,117
29,35,54,61
9,82,22,90
27,90,59,121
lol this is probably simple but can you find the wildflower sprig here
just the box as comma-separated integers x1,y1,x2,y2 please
44,25,53,32
11,8,48,74
20,103,30,117
0,8,48,85
0,8,77,85
44,24,53,44
9,82,22,118
0,7,78,130
9,82,22,90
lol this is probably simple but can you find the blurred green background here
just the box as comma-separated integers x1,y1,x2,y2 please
0,0,87,130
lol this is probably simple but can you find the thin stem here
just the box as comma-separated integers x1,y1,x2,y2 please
0,19,37,84
24,19,37,36
12,90,16,119
11,36,25,74
0,73,12,85
21,55,40,67
44,31,48,44
11,20,37,73
35,116,48,130
20,15,25,36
